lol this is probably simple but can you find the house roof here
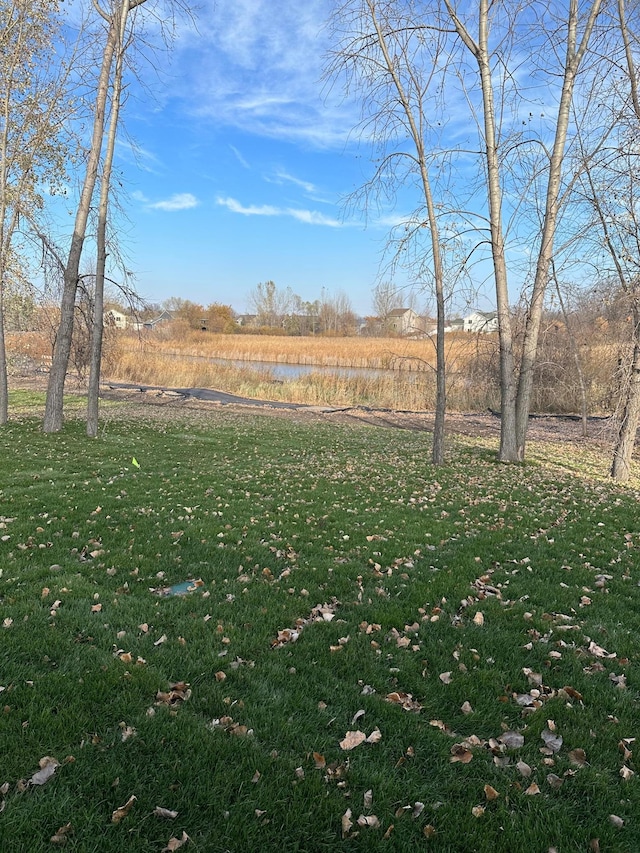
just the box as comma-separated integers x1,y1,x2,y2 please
388,307,415,317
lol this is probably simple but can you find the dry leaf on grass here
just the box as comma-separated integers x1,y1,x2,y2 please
155,681,191,707
313,752,326,769
541,728,563,753
111,794,136,823
524,782,541,795
29,756,59,786
484,784,499,801
568,748,587,766
547,773,563,789
340,730,367,750
154,806,179,819
386,691,422,712
516,760,532,778
342,808,353,838
498,731,524,749
50,823,72,844
450,744,473,764
357,814,380,828
162,831,190,851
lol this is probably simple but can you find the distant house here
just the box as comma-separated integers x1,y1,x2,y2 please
463,310,498,333
388,307,419,336
236,314,259,328
104,309,127,329
143,309,174,330
444,317,465,333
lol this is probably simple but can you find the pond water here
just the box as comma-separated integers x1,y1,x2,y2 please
199,355,428,381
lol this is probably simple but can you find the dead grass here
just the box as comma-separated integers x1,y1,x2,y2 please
137,329,497,371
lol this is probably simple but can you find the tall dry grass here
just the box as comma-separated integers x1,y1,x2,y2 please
6,326,619,414
110,344,439,409
143,329,490,370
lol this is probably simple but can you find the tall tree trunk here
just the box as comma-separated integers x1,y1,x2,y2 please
514,0,602,459
87,1,128,437
367,0,448,463
0,285,6,425
43,12,118,433
445,0,518,461
611,313,640,482
609,0,640,481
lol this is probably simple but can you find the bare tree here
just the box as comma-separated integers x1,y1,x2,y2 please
0,0,72,423
86,0,132,438
328,0,450,463
44,0,192,433
372,282,403,331
568,0,640,481
43,1,139,432
443,0,604,461
248,280,293,329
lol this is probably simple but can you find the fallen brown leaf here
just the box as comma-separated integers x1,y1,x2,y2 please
340,731,366,751
541,728,563,753
111,794,136,823
450,744,473,764
516,760,532,777
29,756,59,786
386,691,422,712
568,748,587,767
162,831,190,851
342,808,353,838
498,731,524,749
154,806,179,819
357,814,380,828
50,823,72,845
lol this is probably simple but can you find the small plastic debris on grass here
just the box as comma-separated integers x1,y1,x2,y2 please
152,579,205,597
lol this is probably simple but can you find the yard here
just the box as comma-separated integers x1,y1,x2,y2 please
0,391,639,851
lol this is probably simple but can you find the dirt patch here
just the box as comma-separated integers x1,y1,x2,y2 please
93,381,613,450
10,373,613,451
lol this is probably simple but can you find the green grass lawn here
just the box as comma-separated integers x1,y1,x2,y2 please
1,393,640,852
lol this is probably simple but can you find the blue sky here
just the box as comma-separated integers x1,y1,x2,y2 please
83,0,417,316
54,0,611,320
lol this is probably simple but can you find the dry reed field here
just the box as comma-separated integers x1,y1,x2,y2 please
7,327,614,414
152,330,497,371
105,331,499,411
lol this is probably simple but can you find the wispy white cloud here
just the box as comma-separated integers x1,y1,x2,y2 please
229,145,251,169
134,191,199,211
216,195,343,227
150,193,199,211
172,0,359,148
216,196,279,216
267,168,318,194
